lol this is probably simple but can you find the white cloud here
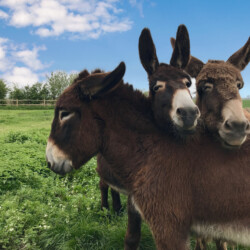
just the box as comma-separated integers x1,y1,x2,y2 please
0,38,12,71
0,9,8,19
0,37,49,86
12,45,47,70
0,0,133,39
129,0,144,17
3,67,39,87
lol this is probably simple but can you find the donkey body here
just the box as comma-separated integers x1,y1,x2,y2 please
46,59,250,249
97,25,197,214
177,36,250,250
97,25,199,249
98,30,250,249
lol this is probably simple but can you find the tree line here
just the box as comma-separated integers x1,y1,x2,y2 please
0,71,78,101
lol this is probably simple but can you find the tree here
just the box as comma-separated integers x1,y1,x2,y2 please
9,86,25,100
25,83,43,100
0,79,8,99
46,71,69,99
69,73,78,85
40,83,50,100
46,71,78,99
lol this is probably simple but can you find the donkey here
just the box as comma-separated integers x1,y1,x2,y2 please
170,36,250,250
46,59,250,249
97,25,199,218
97,25,200,249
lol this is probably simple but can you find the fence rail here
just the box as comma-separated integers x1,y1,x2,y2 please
0,99,56,106
0,98,250,107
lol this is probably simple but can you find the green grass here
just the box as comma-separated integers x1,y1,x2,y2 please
0,110,155,250
0,109,249,250
243,99,250,108
0,105,55,110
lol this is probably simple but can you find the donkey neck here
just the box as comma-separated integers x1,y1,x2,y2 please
92,84,193,188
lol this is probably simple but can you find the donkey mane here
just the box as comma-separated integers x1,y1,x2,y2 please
89,82,155,132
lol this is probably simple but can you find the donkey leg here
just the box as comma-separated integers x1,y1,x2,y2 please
154,233,189,250
111,188,122,214
215,240,227,250
195,237,207,250
124,196,141,250
99,178,109,210
149,217,189,250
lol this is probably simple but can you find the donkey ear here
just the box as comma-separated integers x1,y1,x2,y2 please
139,28,159,75
227,37,250,71
170,36,204,77
170,37,176,49
170,25,190,69
79,62,125,98
185,56,204,78
97,62,126,96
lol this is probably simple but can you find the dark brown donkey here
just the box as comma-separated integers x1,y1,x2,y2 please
46,59,250,249
171,36,250,250
97,25,199,218
97,25,199,249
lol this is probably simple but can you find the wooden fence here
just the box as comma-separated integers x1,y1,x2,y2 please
0,99,56,106
0,98,249,107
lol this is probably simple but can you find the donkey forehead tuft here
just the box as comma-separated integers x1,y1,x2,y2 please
150,63,190,80
73,69,106,85
91,68,104,74
197,61,243,83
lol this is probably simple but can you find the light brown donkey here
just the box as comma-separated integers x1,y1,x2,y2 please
171,36,250,250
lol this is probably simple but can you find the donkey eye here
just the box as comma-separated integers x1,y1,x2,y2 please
153,85,162,92
59,110,73,121
236,81,243,89
183,78,192,88
203,83,213,92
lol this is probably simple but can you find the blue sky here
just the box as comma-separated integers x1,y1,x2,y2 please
0,0,249,97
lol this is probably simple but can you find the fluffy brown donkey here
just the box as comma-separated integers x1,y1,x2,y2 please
171,36,250,250
46,60,250,249
97,25,200,249
97,25,199,216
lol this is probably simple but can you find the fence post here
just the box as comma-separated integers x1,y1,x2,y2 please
16,99,18,107
44,99,45,106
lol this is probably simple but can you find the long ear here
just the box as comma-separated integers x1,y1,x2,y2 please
139,28,159,75
170,37,204,78
97,62,126,96
170,37,175,49
227,37,250,71
170,24,190,69
79,62,126,98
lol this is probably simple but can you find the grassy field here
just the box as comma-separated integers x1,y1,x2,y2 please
243,99,250,108
0,109,249,250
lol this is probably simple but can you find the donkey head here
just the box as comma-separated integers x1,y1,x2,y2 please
139,25,200,134
177,37,250,148
46,62,126,175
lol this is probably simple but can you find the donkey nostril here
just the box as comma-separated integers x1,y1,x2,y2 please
177,108,186,116
224,119,249,132
224,120,231,130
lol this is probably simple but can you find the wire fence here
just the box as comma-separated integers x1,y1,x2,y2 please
0,99,56,106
